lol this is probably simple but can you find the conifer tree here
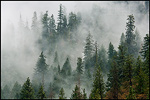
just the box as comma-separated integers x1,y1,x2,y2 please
34,51,48,86
61,57,72,77
20,77,34,99
58,88,66,99
49,14,56,35
37,85,46,99
71,85,82,99
76,57,83,94
42,11,49,39
107,42,116,70
123,55,134,86
91,42,105,99
125,14,136,56
57,4,64,35
84,32,94,69
106,59,119,99
140,34,149,75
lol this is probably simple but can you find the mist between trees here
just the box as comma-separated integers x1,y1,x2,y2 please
1,1,149,99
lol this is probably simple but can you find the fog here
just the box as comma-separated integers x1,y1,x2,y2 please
1,1,149,98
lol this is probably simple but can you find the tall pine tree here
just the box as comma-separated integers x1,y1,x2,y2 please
20,77,34,99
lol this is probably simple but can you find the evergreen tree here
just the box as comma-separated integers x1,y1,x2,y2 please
125,14,136,56
117,43,127,84
61,57,72,77
62,15,68,39
34,51,48,86
140,34,149,97
49,14,56,35
20,77,34,99
89,89,101,99
106,59,119,99
42,11,49,39
76,57,83,94
140,34,149,75
57,4,64,35
123,55,134,86
91,43,105,99
58,88,66,99
135,67,146,94
84,32,95,69
37,85,46,99
108,42,115,60
107,42,116,70
71,85,82,99
68,12,77,32
31,11,39,33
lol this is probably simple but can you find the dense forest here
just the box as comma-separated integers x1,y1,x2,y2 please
1,1,149,99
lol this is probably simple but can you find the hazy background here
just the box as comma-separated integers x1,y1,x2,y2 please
1,1,149,89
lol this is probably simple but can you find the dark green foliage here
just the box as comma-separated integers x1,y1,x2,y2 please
135,67,146,94
134,56,142,76
10,81,21,99
140,34,149,74
106,60,119,99
126,86,136,99
58,88,66,99
123,55,134,86
20,77,34,99
71,85,82,99
91,65,105,99
107,42,116,70
108,42,115,60
61,57,72,77
57,4,64,35
37,85,46,99
117,43,127,84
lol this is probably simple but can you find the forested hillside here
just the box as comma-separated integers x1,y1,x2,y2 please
1,1,149,99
